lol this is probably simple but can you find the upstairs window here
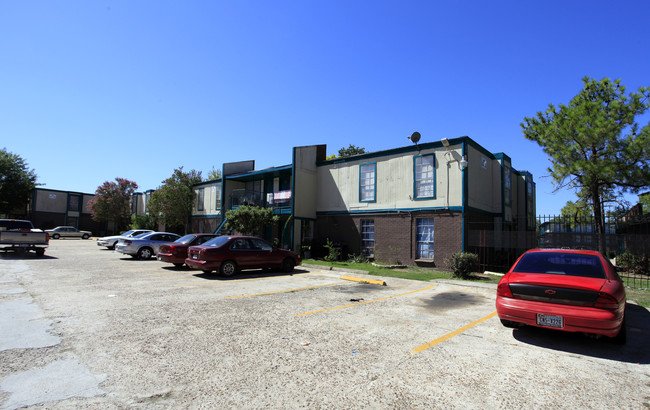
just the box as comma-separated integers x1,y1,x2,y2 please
197,188,204,211
359,163,376,202
414,155,435,199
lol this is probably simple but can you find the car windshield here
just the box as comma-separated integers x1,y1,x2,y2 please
175,234,197,244
203,236,231,248
121,230,136,236
512,252,606,279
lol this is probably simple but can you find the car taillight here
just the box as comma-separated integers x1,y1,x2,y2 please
594,293,619,309
123,240,132,245
497,283,513,298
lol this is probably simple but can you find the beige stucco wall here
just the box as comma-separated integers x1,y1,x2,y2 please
293,146,319,219
317,146,462,213
466,146,503,214
34,190,67,213
193,181,222,216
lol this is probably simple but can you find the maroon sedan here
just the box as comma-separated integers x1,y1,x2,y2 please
157,234,219,268
185,236,301,276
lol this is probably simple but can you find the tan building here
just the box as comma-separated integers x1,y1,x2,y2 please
192,138,535,270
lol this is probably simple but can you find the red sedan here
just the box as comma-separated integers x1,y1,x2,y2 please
157,234,219,268
496,249,626,343
186,236,301,276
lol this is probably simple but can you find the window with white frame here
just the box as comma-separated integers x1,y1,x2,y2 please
359,163,376,202
416,218,434,259
414,155,435,199
361,219,375,257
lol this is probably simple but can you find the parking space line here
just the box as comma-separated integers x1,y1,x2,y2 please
410,311,498,355
295,283,436,317
225,281,350,299
177,271,316,286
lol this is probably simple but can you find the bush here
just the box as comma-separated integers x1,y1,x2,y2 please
617,253,650,276
448,252,479,279
323,238,340,262
348,253,369,264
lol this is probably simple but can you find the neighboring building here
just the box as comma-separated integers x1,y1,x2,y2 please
27,188,104,234
189,138,535,270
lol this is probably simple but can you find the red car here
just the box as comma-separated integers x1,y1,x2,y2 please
157,234,219,268
496,249,626,343
186,236,301,276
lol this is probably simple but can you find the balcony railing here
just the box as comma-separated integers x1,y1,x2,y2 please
230,189,292,210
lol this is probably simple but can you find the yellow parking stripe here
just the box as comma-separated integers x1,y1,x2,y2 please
295,283,436,317
177,271,316,286
226,282,350,299
410,311,498,355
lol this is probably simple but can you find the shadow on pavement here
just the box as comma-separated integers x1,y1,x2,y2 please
512,303,650,364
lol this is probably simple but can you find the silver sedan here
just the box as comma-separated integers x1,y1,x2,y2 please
115,232,180,260
97,229,153,250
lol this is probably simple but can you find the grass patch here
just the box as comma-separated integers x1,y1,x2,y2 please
302,259,500,283
622,276,650,307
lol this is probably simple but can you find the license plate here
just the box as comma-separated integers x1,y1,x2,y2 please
192,254,198,260
537,314,563,328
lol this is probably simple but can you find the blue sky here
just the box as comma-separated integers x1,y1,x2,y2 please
1,1,649,215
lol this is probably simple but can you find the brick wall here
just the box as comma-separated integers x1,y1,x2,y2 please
314,210,463,267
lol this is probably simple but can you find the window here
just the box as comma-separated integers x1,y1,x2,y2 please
68,195,80,212
361,219,375,257
504,166,512,207
416,218,434,259
414,155,435,199
359,163,376,202
214,185,222,210
197,188,204,211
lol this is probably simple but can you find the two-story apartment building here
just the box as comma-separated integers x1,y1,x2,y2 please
186,137,535,269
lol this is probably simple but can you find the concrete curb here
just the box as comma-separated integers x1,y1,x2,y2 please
341,275,387,286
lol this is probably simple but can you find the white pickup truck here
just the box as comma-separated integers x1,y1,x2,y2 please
0,219,49,256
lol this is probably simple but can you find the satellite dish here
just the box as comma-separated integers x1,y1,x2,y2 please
409,132,421,144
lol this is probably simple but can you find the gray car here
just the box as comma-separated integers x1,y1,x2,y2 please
97,229,154,250
115,231,180,260
46,226,92,239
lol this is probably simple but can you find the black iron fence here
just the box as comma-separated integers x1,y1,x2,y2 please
469,214,650,278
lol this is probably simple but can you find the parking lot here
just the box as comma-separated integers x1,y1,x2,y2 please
1,240,649,408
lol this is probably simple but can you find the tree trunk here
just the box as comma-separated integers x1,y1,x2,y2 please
591,188,606,256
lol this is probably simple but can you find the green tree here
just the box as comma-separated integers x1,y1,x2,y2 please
224,205,278,236
522,77,650,254
640,193,650,214
207,166,222,181
147,167,202,234
337,144,366,158
88,178,138,232
0,148,38,215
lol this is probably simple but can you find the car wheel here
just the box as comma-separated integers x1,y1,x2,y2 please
220,261,238,276
82,234,89,239
52,234,60,239
108,243,116,250
609,315,627,345
500,319,521,328
282,258,295,273
137,247,153,260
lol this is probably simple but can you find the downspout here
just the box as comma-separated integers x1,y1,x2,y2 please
462,140,468,252
290,147,296,251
